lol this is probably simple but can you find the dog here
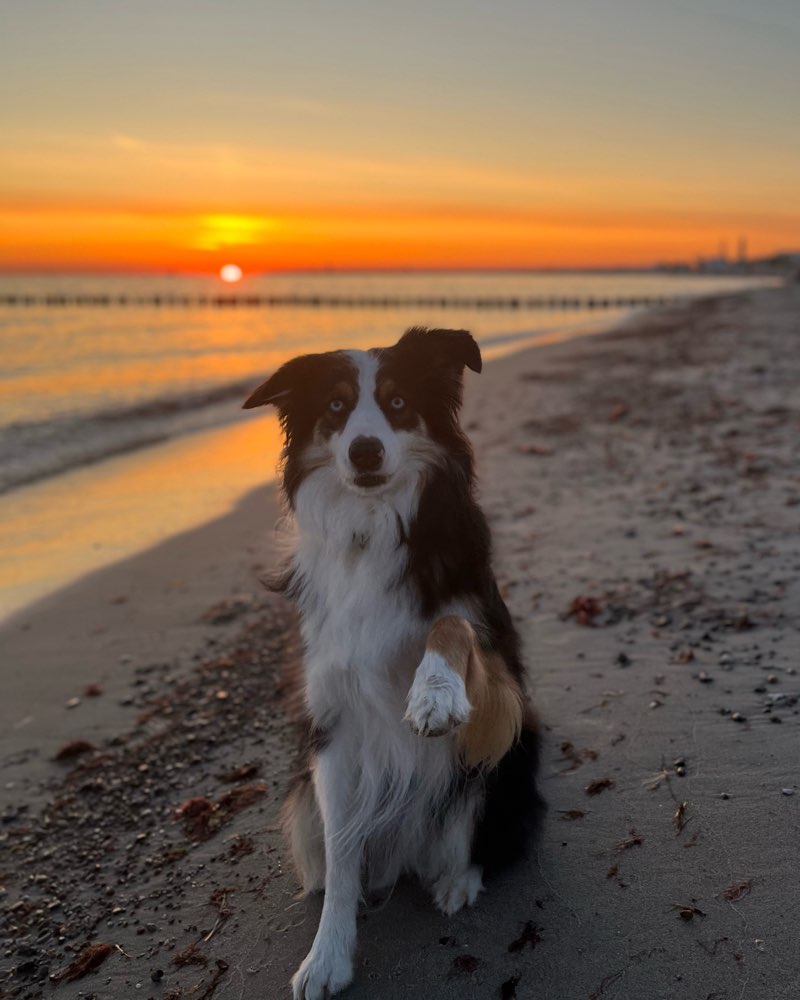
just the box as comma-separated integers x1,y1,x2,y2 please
244,326,543,999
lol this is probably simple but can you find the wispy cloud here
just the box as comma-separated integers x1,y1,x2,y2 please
111,133,146,152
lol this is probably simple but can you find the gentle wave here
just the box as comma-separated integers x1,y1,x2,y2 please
0,378,258,495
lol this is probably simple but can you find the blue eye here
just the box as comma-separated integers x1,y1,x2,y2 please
390,396,405,410
329,399,344,412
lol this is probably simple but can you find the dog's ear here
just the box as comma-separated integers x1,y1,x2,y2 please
243,354,324,410
396,327,482,374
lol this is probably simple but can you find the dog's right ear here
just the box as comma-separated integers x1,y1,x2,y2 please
243,354,323,410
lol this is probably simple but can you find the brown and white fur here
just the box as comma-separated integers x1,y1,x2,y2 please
244,327,543,999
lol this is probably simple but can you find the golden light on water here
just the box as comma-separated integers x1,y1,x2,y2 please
0,415,284,622
220,263,243,283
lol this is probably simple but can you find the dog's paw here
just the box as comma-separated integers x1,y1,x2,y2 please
404,651,471,737
291,942,353,1000
433,865,484,915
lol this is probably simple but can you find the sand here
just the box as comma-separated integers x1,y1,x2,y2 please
2,284,799,1000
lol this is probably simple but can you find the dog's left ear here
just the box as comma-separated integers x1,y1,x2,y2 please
396,327,482,374
242,353,323,410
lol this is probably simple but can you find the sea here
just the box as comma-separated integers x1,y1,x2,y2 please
0,270,776,619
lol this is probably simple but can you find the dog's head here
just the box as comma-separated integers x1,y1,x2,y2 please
244,327,481,505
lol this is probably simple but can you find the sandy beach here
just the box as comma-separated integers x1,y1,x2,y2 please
2,284,799,1000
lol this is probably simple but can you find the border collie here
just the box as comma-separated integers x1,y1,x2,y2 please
244,327,543,999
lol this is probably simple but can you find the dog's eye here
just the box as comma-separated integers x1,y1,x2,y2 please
329,399,345,413
390,396,405,410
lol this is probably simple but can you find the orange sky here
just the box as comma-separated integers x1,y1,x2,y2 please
2,2,799,272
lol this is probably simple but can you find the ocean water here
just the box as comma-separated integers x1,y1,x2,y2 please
0,270,777,620
0,271,774,496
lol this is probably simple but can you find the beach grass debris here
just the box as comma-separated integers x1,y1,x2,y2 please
203,888,233,942
559,740,598,772
218,762,260,783
196,958,230,1000
557,809,587,821
228,833,256,859
53,739,96,762
720,879,753,902
585,777,614,796
51,941,115,983
589,969,624,999
174,782,268,841
562,595,603,626
615,829,643,851
507,921,541,953
173,941,208,967
674,801,689,835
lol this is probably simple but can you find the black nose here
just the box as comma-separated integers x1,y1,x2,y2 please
348,436,384,473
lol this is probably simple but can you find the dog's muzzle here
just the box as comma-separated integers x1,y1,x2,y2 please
349,436,387,488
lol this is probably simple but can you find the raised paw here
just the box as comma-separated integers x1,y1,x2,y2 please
291,943,353,1000
404,651,471,737
433,865,484,915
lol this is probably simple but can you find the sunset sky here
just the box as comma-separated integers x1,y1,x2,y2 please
1,0,799,272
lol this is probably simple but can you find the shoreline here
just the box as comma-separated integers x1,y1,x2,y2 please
2,284,799,999
0,304,642,624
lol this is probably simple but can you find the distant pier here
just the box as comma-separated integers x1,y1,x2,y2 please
0,294,675,310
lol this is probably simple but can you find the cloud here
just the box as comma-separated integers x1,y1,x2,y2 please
111,133,145,152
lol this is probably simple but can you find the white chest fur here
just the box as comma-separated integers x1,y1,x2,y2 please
292,467,427,727
289,467,468,871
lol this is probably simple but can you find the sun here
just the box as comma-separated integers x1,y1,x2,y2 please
219,263,243,283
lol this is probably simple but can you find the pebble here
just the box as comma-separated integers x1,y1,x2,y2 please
781,788,794,796
731,712,746,723
65,697,80,709
720,792,730,800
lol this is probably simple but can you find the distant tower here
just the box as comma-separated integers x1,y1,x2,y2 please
737,236,748,263
718,238,728,261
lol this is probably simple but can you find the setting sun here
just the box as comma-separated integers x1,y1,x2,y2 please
219,263,243,283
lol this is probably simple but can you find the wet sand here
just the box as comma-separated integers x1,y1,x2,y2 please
2,284,799,1000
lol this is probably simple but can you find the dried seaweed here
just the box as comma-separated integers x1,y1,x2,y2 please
585,777,614,796
720,879,752,902
51,942,115,983
615,829,643,851
557,809,587,821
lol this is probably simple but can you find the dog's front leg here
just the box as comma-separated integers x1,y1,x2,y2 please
404,615,473,737
292,740,361,1000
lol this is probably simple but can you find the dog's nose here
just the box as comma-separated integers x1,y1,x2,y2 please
348,436,384,473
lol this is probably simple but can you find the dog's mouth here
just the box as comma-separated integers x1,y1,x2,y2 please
353,473,388,490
